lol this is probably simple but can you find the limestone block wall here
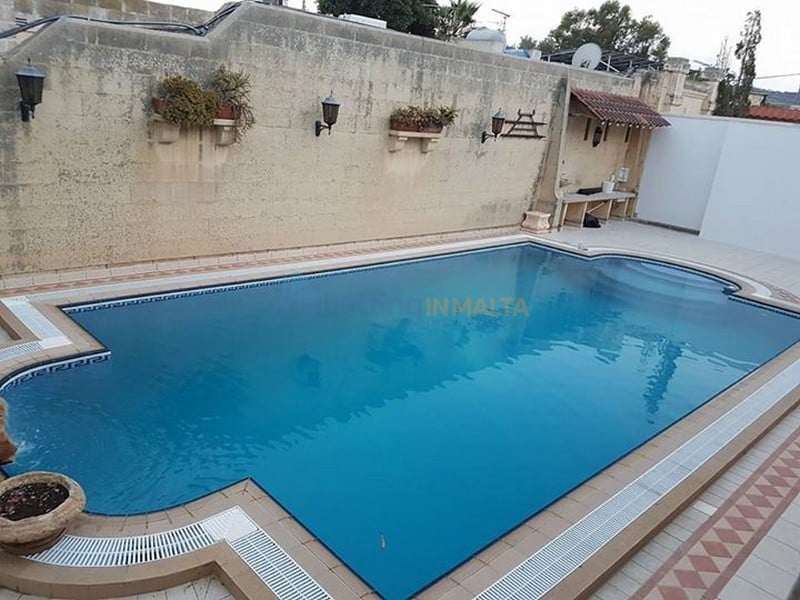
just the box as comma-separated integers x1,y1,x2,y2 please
560,117,631,190
8,0,212,30
0,2,637,274
0,0,13,52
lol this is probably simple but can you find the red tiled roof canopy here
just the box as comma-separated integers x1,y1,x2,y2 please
749,105,800,123
571,88,671,128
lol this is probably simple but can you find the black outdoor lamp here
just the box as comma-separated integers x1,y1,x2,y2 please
16,59,45,122
481,109,507,143
315,92,340,137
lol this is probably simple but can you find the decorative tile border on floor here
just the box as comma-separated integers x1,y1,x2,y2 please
26,507,332,600
473,357,800,600
629,423,800,600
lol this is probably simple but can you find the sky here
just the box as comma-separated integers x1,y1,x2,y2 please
170,0,800,92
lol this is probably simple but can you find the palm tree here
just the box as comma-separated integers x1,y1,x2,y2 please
436,0,481,40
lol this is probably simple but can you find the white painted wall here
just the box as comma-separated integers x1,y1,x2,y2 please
637,116,725,231
637,114,800,260
699,120,800,260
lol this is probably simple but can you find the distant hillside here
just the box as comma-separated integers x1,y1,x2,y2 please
753,88,800,107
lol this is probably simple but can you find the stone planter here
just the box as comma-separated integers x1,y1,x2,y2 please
389,120,419,132
0,472,85,555
418,123,444,134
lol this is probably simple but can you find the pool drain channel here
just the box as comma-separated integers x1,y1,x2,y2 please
25,507,332,600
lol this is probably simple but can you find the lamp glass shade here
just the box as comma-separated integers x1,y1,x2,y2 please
491,110,506,136
592,125,603,147
16,64,45,106
321,94,340,127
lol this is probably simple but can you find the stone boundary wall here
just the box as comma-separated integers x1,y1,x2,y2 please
0,2,637,274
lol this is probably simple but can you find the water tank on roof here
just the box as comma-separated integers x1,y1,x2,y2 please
462,27,506,54
339,14,387,29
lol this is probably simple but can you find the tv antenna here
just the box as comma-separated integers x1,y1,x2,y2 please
571,43,602,70
491,8,510,32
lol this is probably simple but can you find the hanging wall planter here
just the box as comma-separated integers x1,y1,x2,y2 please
388,105,457,152
150,66,255,146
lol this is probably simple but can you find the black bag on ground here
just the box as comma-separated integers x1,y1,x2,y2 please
583,213,601,228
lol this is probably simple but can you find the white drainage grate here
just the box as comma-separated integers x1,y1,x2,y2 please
0,341,44,363
29,521,214,567
24,507,332,600
475,357,800,600
1,296,70,347
231,530,332,600
0,296,71,363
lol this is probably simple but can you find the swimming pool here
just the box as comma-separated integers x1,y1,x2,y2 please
4,243,800,599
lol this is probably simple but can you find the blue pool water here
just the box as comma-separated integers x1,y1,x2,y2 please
4,244,800,599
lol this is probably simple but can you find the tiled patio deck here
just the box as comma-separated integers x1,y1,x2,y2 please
0,576,233,599
0,222,797,599
593,408,800,600
546,220,800,298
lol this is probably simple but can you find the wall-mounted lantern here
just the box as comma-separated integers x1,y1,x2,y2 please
16,59,45,122
481,109,506,143
591,125,603,147
315,92,340,137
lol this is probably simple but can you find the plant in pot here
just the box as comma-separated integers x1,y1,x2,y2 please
207,65,255,142
152,75,220,127
389,105,426,132
419,105,459,133
390,104,459,133
0,471,86,555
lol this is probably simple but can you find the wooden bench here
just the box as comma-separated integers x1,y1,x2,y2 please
559,191,636,228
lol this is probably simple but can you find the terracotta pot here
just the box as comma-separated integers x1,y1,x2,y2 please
418,124,444,134
215,104,241,120
151,97,167,114
0,472,86,555
389,120,419,132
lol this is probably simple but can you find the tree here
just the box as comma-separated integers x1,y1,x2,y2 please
529,1,670,61
436,0,481,40
518,35,536,51
317,0,438,37
713,10,762,117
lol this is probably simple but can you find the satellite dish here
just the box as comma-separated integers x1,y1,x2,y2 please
572,43,602,70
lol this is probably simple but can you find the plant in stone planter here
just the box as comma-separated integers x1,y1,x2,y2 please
389,104,459,133
207,65,255,142
153,75,220,127
433,105,459,127
0,472,85,555
390,105,426,132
